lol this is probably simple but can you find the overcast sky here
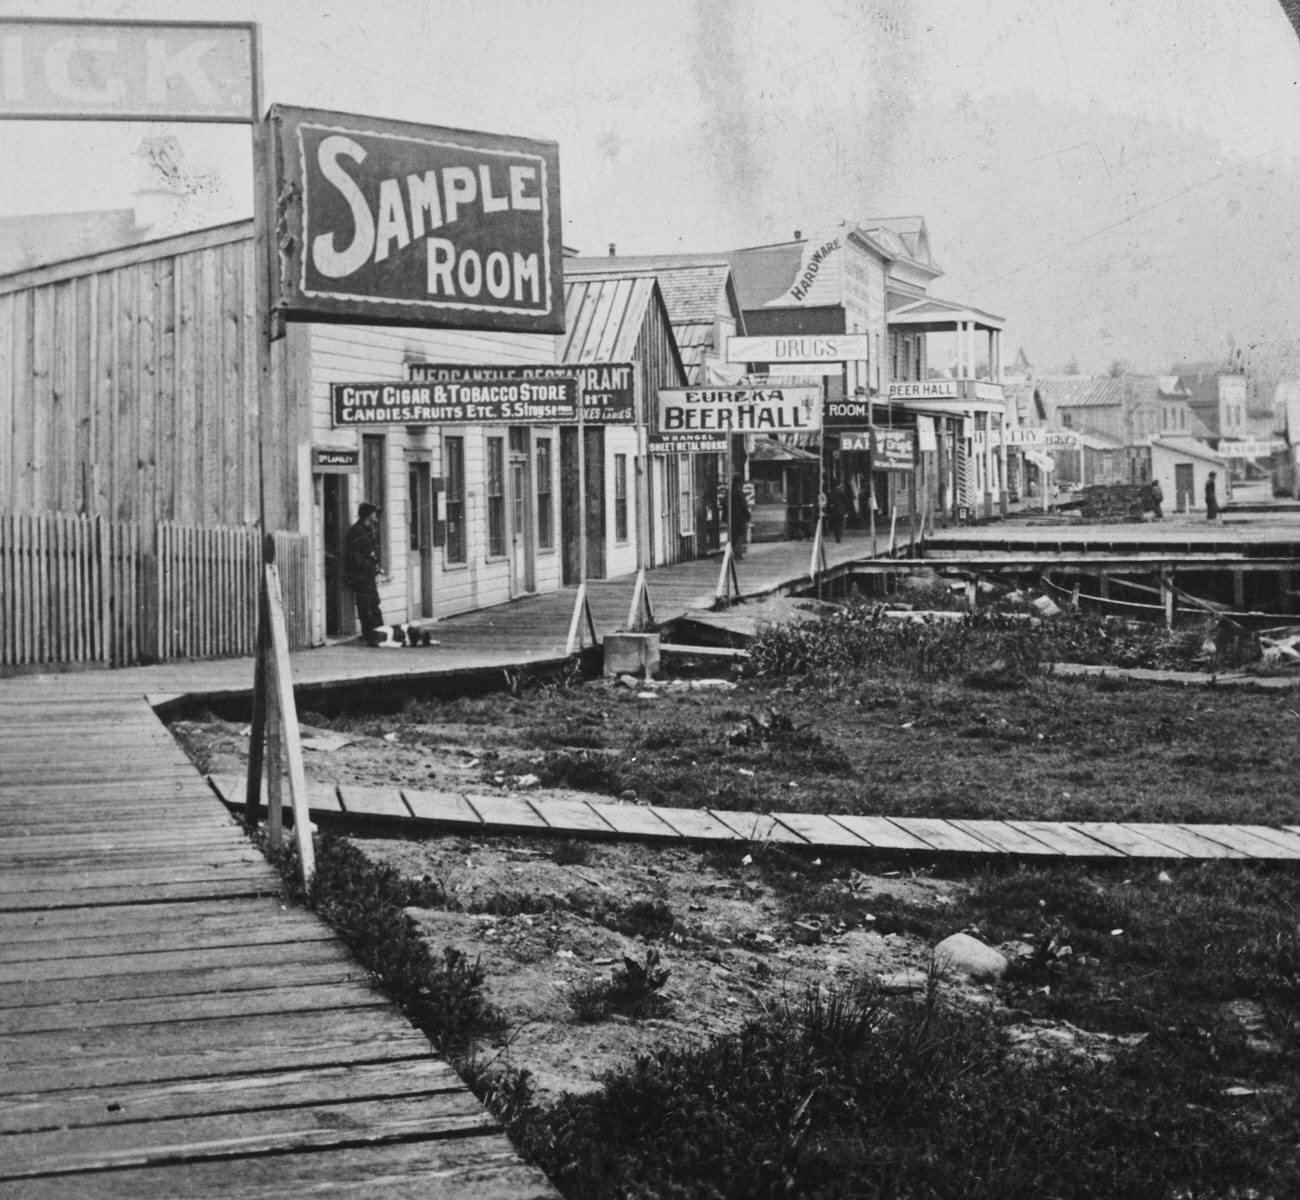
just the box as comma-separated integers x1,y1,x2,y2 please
2,0,1299,377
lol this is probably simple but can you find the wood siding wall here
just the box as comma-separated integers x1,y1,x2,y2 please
0,226,299,531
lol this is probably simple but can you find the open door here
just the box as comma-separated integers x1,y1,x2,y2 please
406,459,433,618
322,474,350,636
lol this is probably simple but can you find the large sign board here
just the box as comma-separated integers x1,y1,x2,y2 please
271,105,564,332
839,428,916,469
727,334,869,363
0,19,257,122
331,378,577,426
653,386,822,446
825,392,874,427
1220,438,1285,459
410,361,634,423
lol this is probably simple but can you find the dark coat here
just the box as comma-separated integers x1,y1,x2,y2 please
343,518,381,588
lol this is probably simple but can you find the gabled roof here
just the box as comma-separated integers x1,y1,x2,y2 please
1150,435,1225,466
1035,375,1125,409
858,216,940,272
887,294,1004,331
558,273,684,381
722,240,812,311
565,254,743,327
564,255,741,385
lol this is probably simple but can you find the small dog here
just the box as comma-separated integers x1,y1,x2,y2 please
372,623,438,648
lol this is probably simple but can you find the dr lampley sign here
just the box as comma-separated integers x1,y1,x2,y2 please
272,105,563,332
332,379,577,426
655,386,822,437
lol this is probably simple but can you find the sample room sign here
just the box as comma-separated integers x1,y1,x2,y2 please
332,378,577,426
653,386,822,443
410,361,634,423
272,104,564,332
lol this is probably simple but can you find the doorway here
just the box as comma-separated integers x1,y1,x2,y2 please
406,458,433,618
509,428,535,595
1175,463,1194,512
322,474,351,637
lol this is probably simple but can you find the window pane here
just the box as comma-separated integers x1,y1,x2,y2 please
445,435,465,563
614,453,628,542
536,439,553,548
487,437,506,558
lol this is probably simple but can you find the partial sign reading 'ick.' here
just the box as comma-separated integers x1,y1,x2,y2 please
272,105,564,333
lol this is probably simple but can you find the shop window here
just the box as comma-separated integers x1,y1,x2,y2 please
444,435,465,564
361,434,387,572
536,438,553,549
487,436,506,558
678,462,695,536
614,454,629,542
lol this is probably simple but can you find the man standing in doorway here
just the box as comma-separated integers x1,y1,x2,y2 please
1205,471,1220,521
344,502,384,645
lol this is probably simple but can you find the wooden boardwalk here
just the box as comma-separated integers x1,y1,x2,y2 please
0,692,558,1199
210,777,1300,863
4,524,1300,1196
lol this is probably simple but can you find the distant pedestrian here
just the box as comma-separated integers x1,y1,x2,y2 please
729,474,751,560
1148,478,1164,519
822,482,846,542
344,502,384,644
1204,471,1219,521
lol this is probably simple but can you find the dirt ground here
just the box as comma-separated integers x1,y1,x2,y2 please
177,713,1010,1099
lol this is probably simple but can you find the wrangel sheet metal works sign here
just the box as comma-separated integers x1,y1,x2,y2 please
271,105,564,332
410,361,634,423
332,379,577,426
654,386,822,444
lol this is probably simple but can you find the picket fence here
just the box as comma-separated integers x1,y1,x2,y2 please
0,513,309,670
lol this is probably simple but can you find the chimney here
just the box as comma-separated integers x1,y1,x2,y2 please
608,243,616,256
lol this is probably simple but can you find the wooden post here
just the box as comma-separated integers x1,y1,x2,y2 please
1233,569,1245,613
965,577,977,612
243,578,269,828
265,558,315,885
1162,567,1175,628
265,670,283,852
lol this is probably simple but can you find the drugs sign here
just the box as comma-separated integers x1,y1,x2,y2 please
272,105,564,333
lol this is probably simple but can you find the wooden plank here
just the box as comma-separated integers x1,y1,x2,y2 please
647,807,737,841
526,796,615,835
2,980,387,1036
0,1008,435,1089
770,811,872,849
886,818,1002,854
948,819,1064,856
828,814,934,852
586,802,681,839
463,793,550,830
337,784,410,820
1121,823,1248,859
1229,825,1300,856
1005,821,1122,857
0,1137,554,1200
0,877,281,912
1,1092,493,1179
0,957,361,1008
1180,824,1300,859
1069,823,1188,859
0,862,278,895
400,789,484,828
708,810,808,845
0,1058,463,1134
0,920,337,965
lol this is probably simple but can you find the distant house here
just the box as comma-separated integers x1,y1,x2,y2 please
1036,375,1127,443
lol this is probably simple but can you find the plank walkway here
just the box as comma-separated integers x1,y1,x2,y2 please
0,693,559,1199
4,522,1300,1196
208,776,1300,863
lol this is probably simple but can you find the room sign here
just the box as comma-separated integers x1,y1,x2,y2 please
271,104,564,332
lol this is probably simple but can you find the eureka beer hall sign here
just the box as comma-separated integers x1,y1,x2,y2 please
654,386,822,441
271,105,564,333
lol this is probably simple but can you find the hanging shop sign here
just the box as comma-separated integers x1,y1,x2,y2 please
410,361,633,422
271,104,564,333
1002,427,1045,450
0,18,257,122
726,334,869,363
839,428,915,469
1219,438,1285,459
825,391,874,427
653,386,822,443
331,378,577,426
313,446,359,473
888,379,959,401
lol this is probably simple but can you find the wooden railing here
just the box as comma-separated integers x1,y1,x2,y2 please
1,513,309,670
